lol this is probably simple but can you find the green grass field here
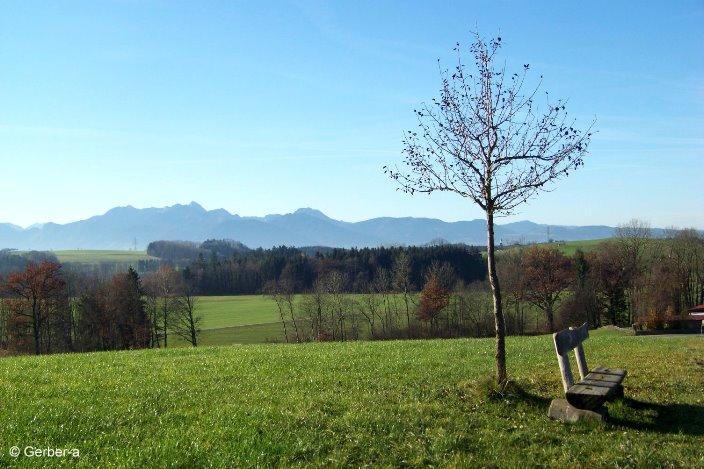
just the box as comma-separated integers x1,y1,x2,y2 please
197,296,281,330
191,294,415,346
546,239,609,256
52,250,154,264
187,295,294,346
1,330,701,467
194,295,287,345
500,239,608,256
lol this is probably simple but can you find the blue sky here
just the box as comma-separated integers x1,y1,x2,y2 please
1,0,702,228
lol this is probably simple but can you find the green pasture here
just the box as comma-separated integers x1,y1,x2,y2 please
0,330,701,467
188,294,416,346
197,295,281,330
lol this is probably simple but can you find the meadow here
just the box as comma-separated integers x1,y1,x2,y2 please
191,295,286,345
0,330,701,467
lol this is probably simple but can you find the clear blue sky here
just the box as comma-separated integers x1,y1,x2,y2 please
1,1,702,228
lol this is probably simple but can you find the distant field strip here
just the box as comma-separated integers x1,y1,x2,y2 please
53,250,154,263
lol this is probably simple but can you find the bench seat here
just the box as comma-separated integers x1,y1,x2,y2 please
591,367,626,378
566,368,626,410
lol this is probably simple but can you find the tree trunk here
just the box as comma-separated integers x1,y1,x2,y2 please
546,302,555,333
404,291,411,337
32,297,41,355
189,309,198,347
486,210,507,384
162,298,169,348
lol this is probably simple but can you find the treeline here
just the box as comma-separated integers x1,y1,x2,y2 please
0,249,59,276
147,239,251,264
178,243,487,295
0,264,201,355
266,224,704,342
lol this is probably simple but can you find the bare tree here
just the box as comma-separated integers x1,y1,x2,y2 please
300,278,329,340
392,252,414,333
385,34,592,383
265,280,291,343
358,282,382,339
497,249,527,335
616,219,652,323
143,266,182,348
172,273,202,347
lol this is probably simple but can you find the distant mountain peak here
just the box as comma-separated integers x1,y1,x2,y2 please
104,205,137,215
166,201,206,212
293,207,331,220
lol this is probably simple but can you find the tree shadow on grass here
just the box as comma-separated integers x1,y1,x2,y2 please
607,397,704,436
503,382,552,409
457,377,551,409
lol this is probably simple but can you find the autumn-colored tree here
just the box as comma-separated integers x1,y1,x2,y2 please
418,274,450,328
521,246,573,332
385,34,592,383
2,261,67,355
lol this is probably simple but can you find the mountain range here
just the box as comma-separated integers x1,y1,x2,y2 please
0,202,641,250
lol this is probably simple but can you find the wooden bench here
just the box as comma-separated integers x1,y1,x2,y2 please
553,323,626,411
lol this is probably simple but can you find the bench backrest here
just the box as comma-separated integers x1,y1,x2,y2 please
552,322,589,392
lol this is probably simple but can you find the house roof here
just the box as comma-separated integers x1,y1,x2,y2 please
688,304,704,313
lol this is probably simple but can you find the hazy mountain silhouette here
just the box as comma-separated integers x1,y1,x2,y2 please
0,202,631,250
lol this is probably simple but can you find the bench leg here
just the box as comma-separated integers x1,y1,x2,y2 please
612,384,624,400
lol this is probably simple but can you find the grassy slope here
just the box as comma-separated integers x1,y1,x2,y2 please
1,331,702,467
